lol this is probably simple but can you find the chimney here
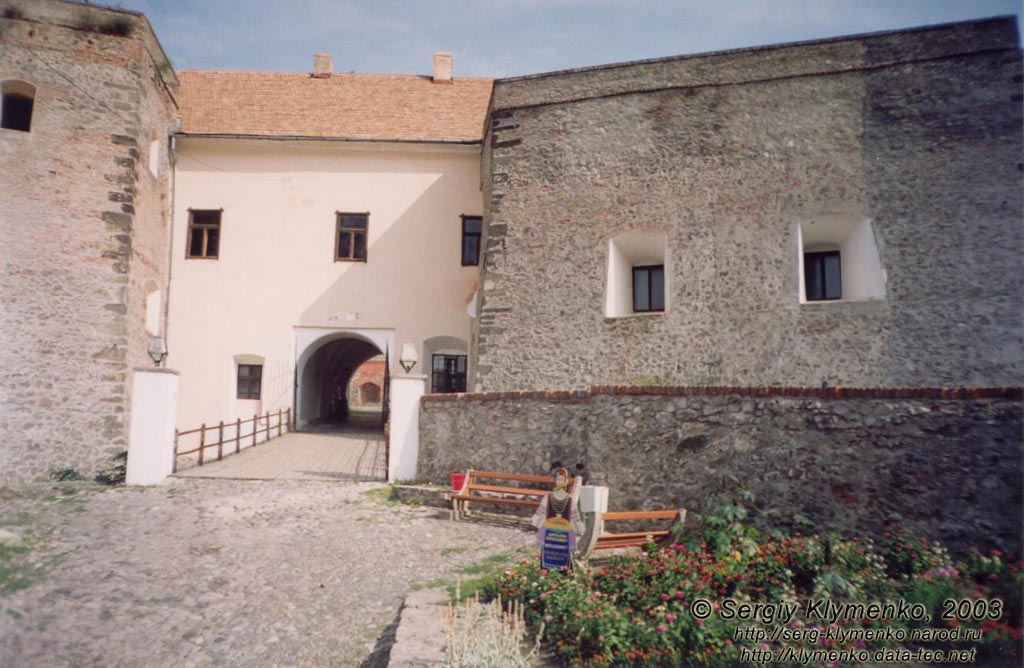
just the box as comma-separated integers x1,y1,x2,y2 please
313,53,333,78
432,52,452,83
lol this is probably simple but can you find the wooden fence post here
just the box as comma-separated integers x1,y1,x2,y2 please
217,421,224,461
235,418,242,454
172,429,179,473
252,414,258,447
264,411,270,440
198,423,206,467
277,409,283,437
286,407,291,432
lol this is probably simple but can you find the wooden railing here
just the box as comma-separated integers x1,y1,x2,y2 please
173,408,291,472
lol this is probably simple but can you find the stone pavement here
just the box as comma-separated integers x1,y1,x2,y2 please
175,431,387,482
0,478,533,668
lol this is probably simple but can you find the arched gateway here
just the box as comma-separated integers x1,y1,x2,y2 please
293,328,394,432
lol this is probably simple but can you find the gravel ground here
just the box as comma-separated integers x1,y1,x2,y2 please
0,479,533,668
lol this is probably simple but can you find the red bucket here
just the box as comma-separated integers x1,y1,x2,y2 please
450,472,467,491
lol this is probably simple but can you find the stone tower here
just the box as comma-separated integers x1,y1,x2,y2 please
0,0,179,481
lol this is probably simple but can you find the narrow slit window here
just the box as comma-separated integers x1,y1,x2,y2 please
804,251,842,301
461,215,482,266
236,364,263,400
336,213,368,262
186,209,221,259
632,265,665,312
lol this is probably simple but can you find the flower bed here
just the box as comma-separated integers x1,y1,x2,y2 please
482,496,1022,667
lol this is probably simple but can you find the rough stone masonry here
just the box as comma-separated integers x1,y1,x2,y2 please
0,0,178,482
473,18,1023,392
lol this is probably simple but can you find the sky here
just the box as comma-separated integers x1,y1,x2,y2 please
111,0,1022,78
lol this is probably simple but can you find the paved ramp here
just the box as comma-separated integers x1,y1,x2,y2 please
174,430,387,481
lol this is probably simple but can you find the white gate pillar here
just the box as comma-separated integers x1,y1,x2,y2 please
388,374,426,482
126,368,179,485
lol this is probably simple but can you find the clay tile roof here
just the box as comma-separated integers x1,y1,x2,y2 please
177,70,493,143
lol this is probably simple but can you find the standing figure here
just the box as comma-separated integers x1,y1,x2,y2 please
532,467,584,569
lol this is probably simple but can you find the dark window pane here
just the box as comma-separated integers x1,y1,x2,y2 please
805,257,822,301
1,94,33,132
824,254,842,299
633,268,650,311
433,356,445,371
650,267,665,311
192,210,220,225
189,229,205,257
337,232,351,259
205,227,219,258
341,215,367,229
464,217,481,234
353,232,366,260
804,252,840,301
237,364,262,399
462,236,479,265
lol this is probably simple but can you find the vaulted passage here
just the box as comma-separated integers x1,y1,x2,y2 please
298,336,384,432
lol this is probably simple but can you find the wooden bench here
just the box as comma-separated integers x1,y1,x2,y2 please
590,509,686,553
448,469,578,520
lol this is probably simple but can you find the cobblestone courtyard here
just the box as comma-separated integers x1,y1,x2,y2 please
0,479,531,667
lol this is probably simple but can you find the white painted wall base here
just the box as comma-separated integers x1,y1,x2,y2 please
126,368,179,485
388,374,426,482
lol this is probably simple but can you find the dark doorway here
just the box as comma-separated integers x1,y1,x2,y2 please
299,337,385,433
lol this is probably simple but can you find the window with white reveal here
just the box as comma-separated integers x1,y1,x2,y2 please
797,216,886,303
606,230,669,317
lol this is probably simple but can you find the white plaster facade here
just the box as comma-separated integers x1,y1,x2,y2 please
167,137,482,432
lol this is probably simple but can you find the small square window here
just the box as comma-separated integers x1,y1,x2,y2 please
431,354,467,393
186,209,221,259
236,364,262,400
461,215,482,266
336,213,368,262
632,265,665,312
804,251,842,301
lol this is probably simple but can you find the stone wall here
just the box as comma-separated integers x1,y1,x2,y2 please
419,386,1023,553
0,0,178,482
474,18,1023,392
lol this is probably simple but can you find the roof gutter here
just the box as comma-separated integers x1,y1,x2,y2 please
175,132,482,145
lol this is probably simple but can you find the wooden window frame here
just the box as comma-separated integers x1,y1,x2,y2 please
804,250,842,301
186,209,222,260
461,215,482,266
335,212,369,262
236,363,263,400
632,264,665,313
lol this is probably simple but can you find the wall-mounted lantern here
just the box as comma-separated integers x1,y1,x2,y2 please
398,343,418,373
147,336,168,366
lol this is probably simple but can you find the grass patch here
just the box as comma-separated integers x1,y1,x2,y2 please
440,546,470,557
409,577,449,591
361,486,398,505
0,529,44,595
450,550,526,601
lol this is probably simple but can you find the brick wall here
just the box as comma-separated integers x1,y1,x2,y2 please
474,18,1023,392
419,386,1023,553
347,357,385,407
0,0,178,482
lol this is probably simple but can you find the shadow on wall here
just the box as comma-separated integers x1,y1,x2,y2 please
296,159,477,338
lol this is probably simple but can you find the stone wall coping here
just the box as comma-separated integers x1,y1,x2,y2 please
421,385,1024,405
488,17,1017,115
